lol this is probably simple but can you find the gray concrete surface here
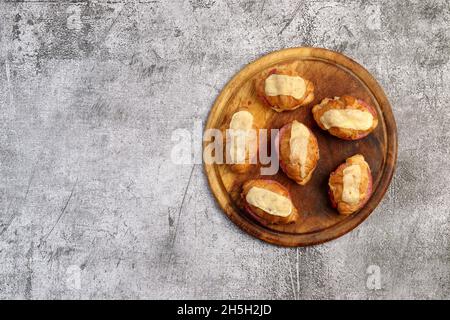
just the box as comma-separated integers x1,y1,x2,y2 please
0,0,449,300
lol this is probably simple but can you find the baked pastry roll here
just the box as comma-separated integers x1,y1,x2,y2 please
312,95,378,140
255,68,314,112
223,108,259,173
278,120,319,185
328,154,373,215
242,179,298,225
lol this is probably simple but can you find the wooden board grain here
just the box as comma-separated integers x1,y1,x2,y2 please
203,47,397,247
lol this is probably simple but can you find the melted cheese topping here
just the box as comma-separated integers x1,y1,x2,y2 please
320,109,373,130
289,121,310,178
264,74,306,99
246,187,292,217
229,111,254,163
230,110,253,130
342,165,362,204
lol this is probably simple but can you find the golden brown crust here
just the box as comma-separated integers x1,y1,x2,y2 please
255,68,314,112
328,154,373,215
278,121,320,185
221,107,259,173
312,95,378,140
241,179,298,225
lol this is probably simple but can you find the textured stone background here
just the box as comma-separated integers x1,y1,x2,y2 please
0,0,449,299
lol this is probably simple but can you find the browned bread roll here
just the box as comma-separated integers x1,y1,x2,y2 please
278,120,320,185
242,179,298,225
255,68,314,112
312,95,378,140
221,107,259,173
328,154,373,215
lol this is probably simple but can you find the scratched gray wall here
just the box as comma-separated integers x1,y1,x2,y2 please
0,0,449,299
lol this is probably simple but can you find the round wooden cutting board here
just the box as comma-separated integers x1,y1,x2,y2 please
203,47,397,247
